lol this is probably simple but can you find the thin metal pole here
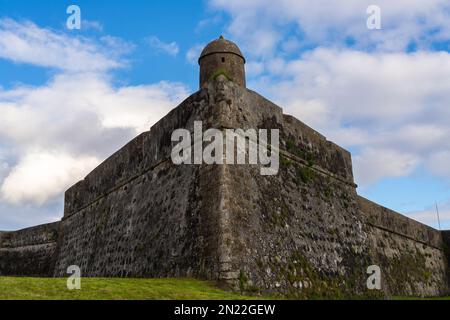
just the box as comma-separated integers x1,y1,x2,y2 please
436,202,441,231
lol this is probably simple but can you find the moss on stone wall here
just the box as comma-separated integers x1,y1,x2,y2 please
295,165,315,185
212,68,233,82
285,139,316,167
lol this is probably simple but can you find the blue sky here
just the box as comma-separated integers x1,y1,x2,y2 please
0,0,218,89
0,0,450,230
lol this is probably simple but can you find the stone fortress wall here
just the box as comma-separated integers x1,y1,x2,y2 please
359,196,448,296
0,36,449,298
0,81,448,297
0,222,60,276
52,90,227,279
196,81,450,298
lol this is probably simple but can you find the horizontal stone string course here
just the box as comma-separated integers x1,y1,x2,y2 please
64,158,170,219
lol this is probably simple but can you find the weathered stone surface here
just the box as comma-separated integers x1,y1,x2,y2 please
360,197,448,297
55,77,450,297
56,89,225,278
0,222,60,276
0,37,449,299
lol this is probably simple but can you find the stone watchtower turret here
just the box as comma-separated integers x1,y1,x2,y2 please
198,36,246,88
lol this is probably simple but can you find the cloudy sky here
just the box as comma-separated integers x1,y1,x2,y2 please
0,0,449,230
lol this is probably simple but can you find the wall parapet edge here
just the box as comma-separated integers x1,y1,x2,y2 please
359,196,443,249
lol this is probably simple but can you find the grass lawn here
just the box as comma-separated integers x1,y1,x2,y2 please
2,277,449,300
0,277,264,300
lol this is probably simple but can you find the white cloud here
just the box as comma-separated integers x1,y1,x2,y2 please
248,48,450,186
186,44,205,64
95,80,188,132
0,19,128,72
354,148,419,186
427,151,450,178
0,72,188,145
210,0,450,55
210,1,450,189
246,61,264,76
1,151,100,205
0,20,190,210
0,162,9,183
195,15,223,33
0,73,189,205
147,36,179,57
